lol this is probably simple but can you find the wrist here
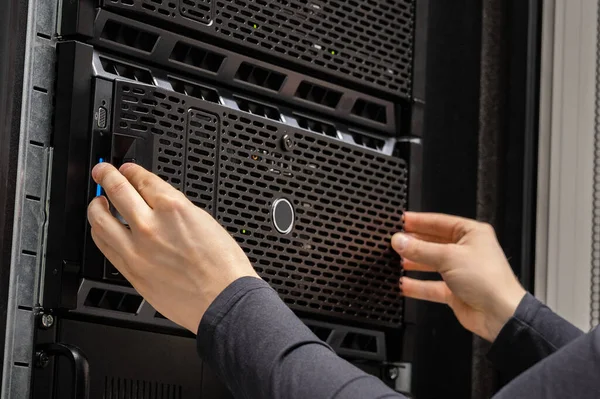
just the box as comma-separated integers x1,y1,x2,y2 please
485,286,526,342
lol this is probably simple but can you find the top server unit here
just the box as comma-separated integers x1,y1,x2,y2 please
64,0,418,99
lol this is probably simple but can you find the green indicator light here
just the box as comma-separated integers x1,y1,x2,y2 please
253,24,258,29
242,229,248,234
330,50,336,55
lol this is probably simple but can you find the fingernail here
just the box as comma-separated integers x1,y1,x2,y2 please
91,162,106,181
119,163,134,173
392,233,409,252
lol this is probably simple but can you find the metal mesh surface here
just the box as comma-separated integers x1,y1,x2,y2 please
104,0,415,97
112,80,407,327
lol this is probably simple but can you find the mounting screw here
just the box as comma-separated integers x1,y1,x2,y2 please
387,367,399,381
282,134,294,151
40,314,54,329
35,351,50,369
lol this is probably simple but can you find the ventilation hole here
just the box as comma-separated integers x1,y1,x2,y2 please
235,62,286,91
340,332,378,354
100,20,159,52
84,288,143,314
104,376,183,399
169,77,220,103
295,114,337,138
351,99,387,124
100,57,154,85
294,81,342,109
350,131,386,151
233,96,281,121
170,42,226,73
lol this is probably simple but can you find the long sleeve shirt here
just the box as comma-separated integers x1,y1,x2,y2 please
196,277,600,398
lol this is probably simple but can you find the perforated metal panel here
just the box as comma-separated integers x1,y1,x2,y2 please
113,84,218,211
103,0,415,97
112,81,407,327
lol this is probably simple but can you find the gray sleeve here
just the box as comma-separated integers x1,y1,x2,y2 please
493,326,600,399
488,292,584,380
196,277,405,399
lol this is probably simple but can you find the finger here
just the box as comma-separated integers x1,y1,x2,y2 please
90,227,127,274
92,163,152,226
119,163,178,208
404,212,478,242
87,196,134,255
400,277,452,305
392,233,454,268
407,232,452,244
402,259,436,272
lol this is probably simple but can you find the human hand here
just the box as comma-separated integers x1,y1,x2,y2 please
87,163,259,333
392,212,526,342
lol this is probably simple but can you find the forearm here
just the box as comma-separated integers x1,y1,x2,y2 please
488,293,584,379
493,326,600,399
197,277,404,399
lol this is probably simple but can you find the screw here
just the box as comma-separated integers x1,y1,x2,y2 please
388,367,399,380
36,351,50,369
40,314,54,329
282,134,294,151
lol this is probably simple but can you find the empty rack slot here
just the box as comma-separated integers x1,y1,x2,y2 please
169,77,220,104
100,57,154,85
294,81,342,109
234,62,286,92
100,20,159,53
233,96,281,121
294,114,338,138
351,99,387,124
170,42,226,73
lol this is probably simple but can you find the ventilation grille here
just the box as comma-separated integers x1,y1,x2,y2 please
295,81,342,109
185,110,218,209
170,42,225,73
100,57,154,84
235,62,286,92
295,114,337,138
114,84,217,211
84,288,143,314
112,82,407,327
352,99,387,124
101,19,159,52
233,95,282,121
215,114,407,327
104,0,415,97
104,376,183,399
180,0,212,23
169,77,220,104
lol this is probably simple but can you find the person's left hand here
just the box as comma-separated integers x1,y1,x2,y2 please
87,163,260,333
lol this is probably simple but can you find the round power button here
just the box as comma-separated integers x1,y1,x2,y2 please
272,198,294,234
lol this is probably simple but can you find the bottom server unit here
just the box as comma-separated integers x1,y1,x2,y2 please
37,40,421,397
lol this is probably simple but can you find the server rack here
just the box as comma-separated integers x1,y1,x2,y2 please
1,0,488,398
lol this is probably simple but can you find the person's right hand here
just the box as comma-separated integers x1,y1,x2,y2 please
391,212,526,342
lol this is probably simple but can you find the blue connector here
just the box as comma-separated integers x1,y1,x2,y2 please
95,158,104,197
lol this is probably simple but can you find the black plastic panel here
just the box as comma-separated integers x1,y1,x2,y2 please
101,0,415,98
53,319,231,399
110,80,407,328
